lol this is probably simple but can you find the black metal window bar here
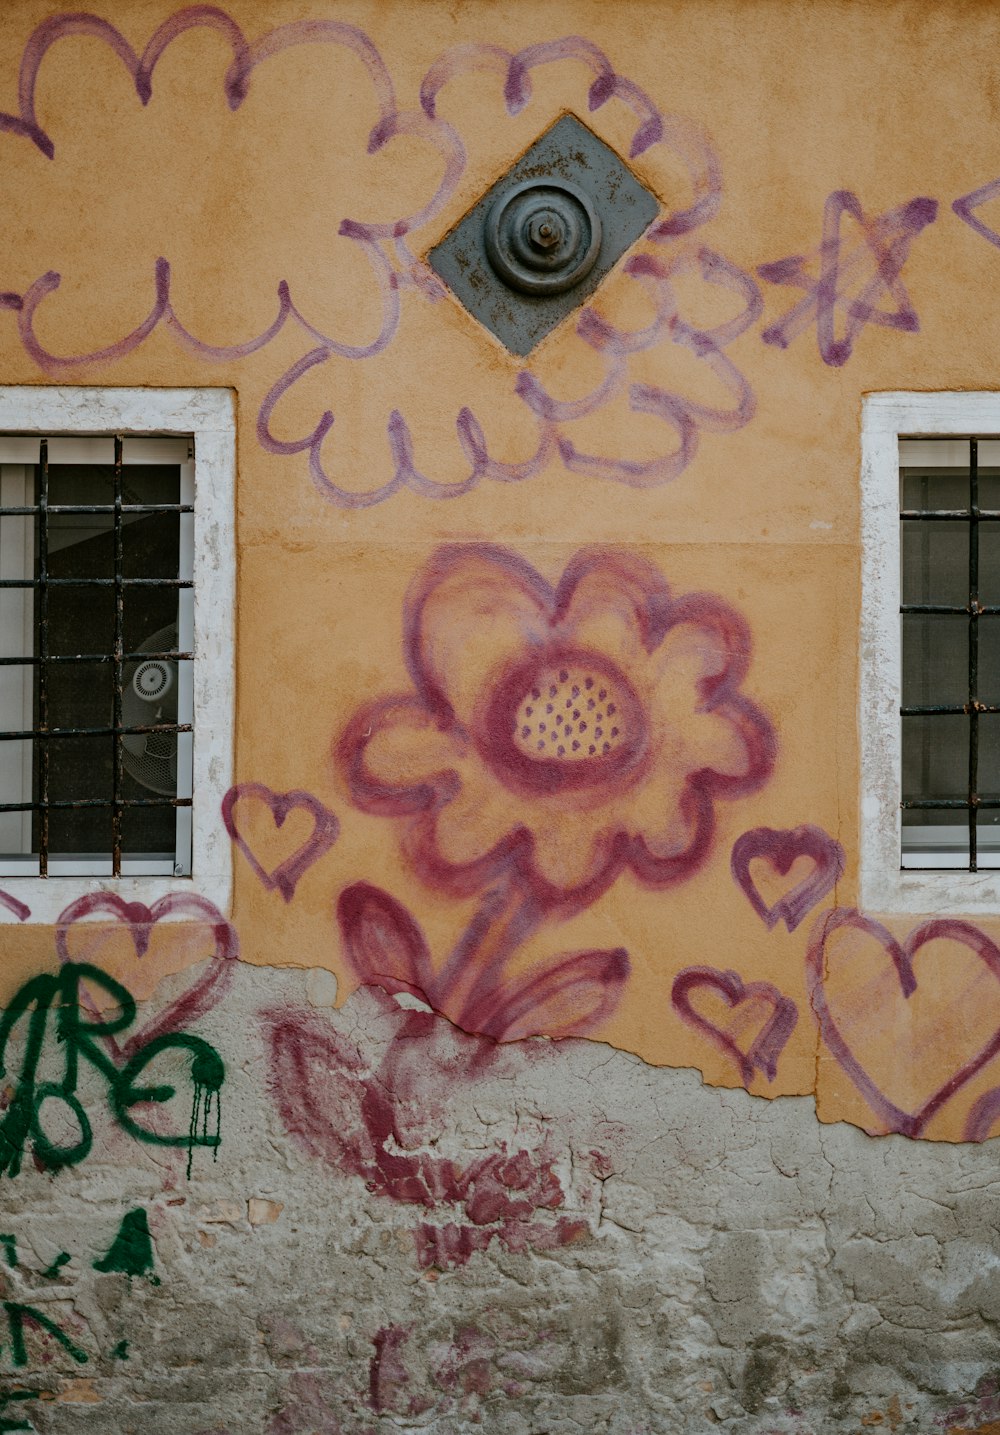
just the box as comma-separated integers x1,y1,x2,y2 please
900,436,1000,871
0,435,193,876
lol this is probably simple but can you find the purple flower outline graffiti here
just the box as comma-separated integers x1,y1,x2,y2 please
0,8,759,506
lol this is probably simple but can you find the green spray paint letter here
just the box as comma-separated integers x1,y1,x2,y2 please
0,963,224,1178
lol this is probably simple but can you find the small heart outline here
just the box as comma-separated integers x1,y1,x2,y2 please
222,783,339,902
731,823,845,932
671,965,798,1086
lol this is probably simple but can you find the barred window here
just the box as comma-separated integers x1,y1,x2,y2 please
0,388,235,919
861,395,1000,914
900,438,1000,871
0,435,193,877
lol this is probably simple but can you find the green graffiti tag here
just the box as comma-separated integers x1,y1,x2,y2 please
3,1302,88,1367
0,1390,40,1435
0,1210,166,1378
0,963,224,1177
39,1252,70,1281
93,1209,156,1280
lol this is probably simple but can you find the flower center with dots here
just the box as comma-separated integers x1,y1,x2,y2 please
512,664,627,763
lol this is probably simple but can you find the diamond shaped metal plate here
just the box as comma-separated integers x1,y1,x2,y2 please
427,114,660,357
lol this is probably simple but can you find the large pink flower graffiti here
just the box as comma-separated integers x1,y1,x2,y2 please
340,544,775,911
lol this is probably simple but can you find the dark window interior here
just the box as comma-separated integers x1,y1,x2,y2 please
900,446,1000,867
35,466,181,856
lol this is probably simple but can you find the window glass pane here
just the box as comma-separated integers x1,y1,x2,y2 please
0,734,32,856
981,521,1000,607
45,463,114,506
122,713,180,799
47,463,180,504
0,663,32,737
46,583,115,658
902,713,969,802
124,467,180,506
36,735,113,855
979,715,1000,857
897,441,1000,873
900,519,968,606
121,802,178,859
981,472,1000,510
45,660,112,731
900,466,1000,510
45,514,114,579
0,499,33,664
124,590,180,654
901,468,969,511
981,713,1000,801
0,450,193,874
902,806,968,831
45,466,114,581
123,510,180,580
901,615,967,706
979,618,1000,706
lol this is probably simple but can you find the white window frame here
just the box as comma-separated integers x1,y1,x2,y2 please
861,392,1000,913
0,387,235,921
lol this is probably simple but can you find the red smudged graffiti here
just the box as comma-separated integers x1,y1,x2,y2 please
0,891,30,922
54,891,239,1061
262,1001,589,1268
337,881,627,1043
337,542,775,1039
953,176,1000,252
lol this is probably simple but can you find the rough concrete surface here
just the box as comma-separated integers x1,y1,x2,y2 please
2,959,999,1435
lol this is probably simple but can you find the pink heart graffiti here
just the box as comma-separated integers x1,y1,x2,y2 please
222,783,339,902
731,824,844,932
964,1086,1000,1142
0,890,30,921
671,966,798,1085
807,907,1000,1138
55,892,238,1061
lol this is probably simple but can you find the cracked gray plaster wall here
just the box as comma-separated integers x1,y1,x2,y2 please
1,959,999,1434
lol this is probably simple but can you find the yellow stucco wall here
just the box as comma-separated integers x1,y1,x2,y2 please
2,0,1000,1141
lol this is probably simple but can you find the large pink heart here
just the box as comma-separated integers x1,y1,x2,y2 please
731,824,844,932
55,892,238,1060
671,965,798,1085
807,907,1000,1137
222,783,339,902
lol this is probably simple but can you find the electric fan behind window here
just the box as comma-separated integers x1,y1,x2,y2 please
121,623,180,796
